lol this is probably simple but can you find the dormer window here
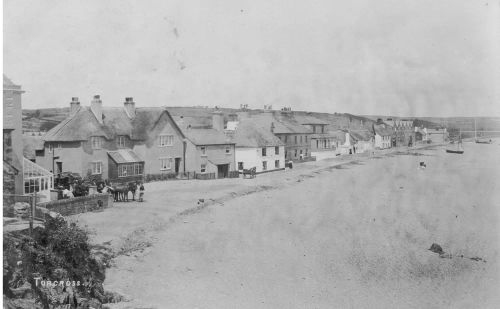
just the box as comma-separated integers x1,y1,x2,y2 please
91,136,103,149
117,136,126,148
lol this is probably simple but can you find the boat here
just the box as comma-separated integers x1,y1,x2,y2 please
446,149,464,154
446,129,464,154
474,118,492,144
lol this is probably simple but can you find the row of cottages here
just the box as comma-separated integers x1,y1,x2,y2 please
372,124,393,149
226,119,285,173
36,96,236,182
239,112,313,162
384,119,416,147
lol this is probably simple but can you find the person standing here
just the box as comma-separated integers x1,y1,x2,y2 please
139,183,145,202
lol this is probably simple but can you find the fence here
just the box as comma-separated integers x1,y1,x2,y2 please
144,172,197,183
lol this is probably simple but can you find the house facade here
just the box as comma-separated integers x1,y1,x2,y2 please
373,124,393,149
385,119,415,147
227,119,285,173
3,75,24,194
37,96,187,183
173,113,237,178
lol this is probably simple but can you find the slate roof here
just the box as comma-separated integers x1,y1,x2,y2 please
44,106,183,142
183,128,233,145
230,120,285,148
373,124,394,136
349,130,374,141
249,114,312,134
3,75,21,90
108,149,144,164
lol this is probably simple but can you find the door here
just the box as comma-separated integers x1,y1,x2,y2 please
217,164,229,178
56,162,62,179
175,158,181,173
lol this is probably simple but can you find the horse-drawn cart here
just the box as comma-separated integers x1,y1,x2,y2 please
241,167,256,179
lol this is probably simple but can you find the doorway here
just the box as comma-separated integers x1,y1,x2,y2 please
217,164,229,179
175,158,181,173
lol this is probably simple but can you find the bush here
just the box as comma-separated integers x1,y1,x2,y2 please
3,216,109,307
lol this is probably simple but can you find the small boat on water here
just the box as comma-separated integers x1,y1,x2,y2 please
446,130,464,154
474,118,492,144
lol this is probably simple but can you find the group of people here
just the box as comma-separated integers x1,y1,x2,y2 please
60,179,145,202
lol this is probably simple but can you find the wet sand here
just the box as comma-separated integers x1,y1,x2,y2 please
98,142,500,308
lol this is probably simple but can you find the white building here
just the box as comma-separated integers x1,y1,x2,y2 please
373,124,393,149
228,119,285,173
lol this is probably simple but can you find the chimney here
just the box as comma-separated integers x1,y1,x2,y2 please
91,95,103,124
124,97,136,119
70,97,80,116
212,112,224,131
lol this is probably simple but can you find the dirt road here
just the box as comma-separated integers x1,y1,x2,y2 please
75,143,500,308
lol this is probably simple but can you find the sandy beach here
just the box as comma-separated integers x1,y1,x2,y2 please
73,142,500,308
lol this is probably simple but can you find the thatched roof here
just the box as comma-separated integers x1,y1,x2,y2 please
43,107,183,142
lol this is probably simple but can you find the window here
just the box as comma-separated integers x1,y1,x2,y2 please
305,136,308,143
275,146,279,155
159,135,174,147
284,136,288,143
275,160,280,168
300,136,303,144
4,131,12,147
225,146,231,154
91,136,102,149
300,150,303,155
91,162,102,174
262,147,267,156
57,143,62,149
294,149,298,157
201,164,206,173
200,146,206,155
48,143,53,153
160,157,173,170
117,136,126,147
262,161,267,171
118,163,143,177
238,162,244,170
294,136,297,144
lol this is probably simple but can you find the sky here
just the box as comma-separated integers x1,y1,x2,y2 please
3,0,500,117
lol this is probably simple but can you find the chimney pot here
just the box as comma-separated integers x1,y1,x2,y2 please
124,97,136,119
91,95,103,123
70,97,81,116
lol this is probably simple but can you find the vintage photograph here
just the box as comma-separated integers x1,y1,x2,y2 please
2,0,500,308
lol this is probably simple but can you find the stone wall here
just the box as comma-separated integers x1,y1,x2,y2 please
39,193,113,216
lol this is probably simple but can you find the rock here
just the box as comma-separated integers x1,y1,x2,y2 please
428,243,444,254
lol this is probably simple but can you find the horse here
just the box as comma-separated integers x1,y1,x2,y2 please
242,167,256,179
112,184,130,202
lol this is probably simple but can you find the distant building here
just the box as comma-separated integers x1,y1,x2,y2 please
240,112,313,162
384,119,415,147
350,130,375,153
227,119,285,173
373,124,393,149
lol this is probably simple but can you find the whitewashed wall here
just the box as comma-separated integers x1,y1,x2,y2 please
236,146,285,173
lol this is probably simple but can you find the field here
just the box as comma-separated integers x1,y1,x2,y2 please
72,142,500,308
